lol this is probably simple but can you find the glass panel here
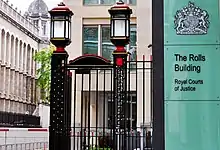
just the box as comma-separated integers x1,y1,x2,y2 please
127,25,137,73
126,20,129,37
69,21,71,40
84,0,99,4
65,20,69,39
110,20,114,37
83,26,98,55
114,19,126,36
100,0,115,4
54,20,64,38
101,26,115,61
128,25,137,71
54,16,65,19
115,14,126,18
129,0,136,5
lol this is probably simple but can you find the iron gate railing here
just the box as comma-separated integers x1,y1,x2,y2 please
69,56,153,150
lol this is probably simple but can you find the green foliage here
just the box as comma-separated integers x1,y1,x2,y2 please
33,44,55,103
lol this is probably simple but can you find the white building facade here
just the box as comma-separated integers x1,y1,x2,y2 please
0,0,49,115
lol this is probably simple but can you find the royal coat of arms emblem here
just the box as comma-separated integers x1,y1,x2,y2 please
174,1,210,35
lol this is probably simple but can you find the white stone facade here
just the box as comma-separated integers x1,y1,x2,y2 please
0,0,46,114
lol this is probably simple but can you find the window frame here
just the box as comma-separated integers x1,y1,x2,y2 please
83,24,137,62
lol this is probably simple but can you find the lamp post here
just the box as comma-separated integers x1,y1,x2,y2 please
108,2,132,150
49,2,73,150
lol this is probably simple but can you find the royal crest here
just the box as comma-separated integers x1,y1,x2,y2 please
174,1,210,35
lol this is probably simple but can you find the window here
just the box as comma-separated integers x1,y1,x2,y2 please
83,25,137,62
101,26,115,61
84,0,136,5
33,20,38,27
42,21,47,36
107,92,137,129
83,27,99,55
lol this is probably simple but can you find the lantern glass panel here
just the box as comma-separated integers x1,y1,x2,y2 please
126,19,129,36
65,20,69,38
110,20,114,37
114,14,126,18
114,19,129,37
53,16,65,38
69,21,72,40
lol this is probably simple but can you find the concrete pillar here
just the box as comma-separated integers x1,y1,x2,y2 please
23,45,27,73
19,42,22,71
12,39,16,68
29,48,32,75
6,67,10,98
15,71,19,100
7,35,11,66
0,30,2,63
3,34,6,64
16,41,20,70
23,74,27,102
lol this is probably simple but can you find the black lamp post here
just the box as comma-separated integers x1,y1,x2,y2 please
108,2,132,150
49,2,73,150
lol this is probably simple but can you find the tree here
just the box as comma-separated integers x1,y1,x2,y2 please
33,44,55,103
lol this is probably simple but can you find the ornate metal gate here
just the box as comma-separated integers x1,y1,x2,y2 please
67,54,153,150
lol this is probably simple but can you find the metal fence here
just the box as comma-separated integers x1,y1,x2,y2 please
0,128,48,150
71,127,152,150
0,126,152,150
0,111,41,128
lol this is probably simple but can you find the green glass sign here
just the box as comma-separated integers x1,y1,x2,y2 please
165,45,220,101
164,0,220,45
164,0,220,149
165,101,220,150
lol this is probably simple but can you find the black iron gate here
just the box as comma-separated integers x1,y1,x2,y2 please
67,54,153,150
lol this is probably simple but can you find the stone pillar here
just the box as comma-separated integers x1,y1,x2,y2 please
0,66,2,94
23,45,27,72
20,43,24,101
12,39,16,68
23,45,27,102
3,34,6,64
19,42,22,70
15,71,19,100
29,48,32,75
33,50,36,76
11,69,15,98
2,66,6,111
15,41,19,100
23,74,27,102
7,35,11,66
2,65,6,96
0,31,2,64
5,67,10,98
10,39,15,101
19,72,22,101
0,66,4,97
